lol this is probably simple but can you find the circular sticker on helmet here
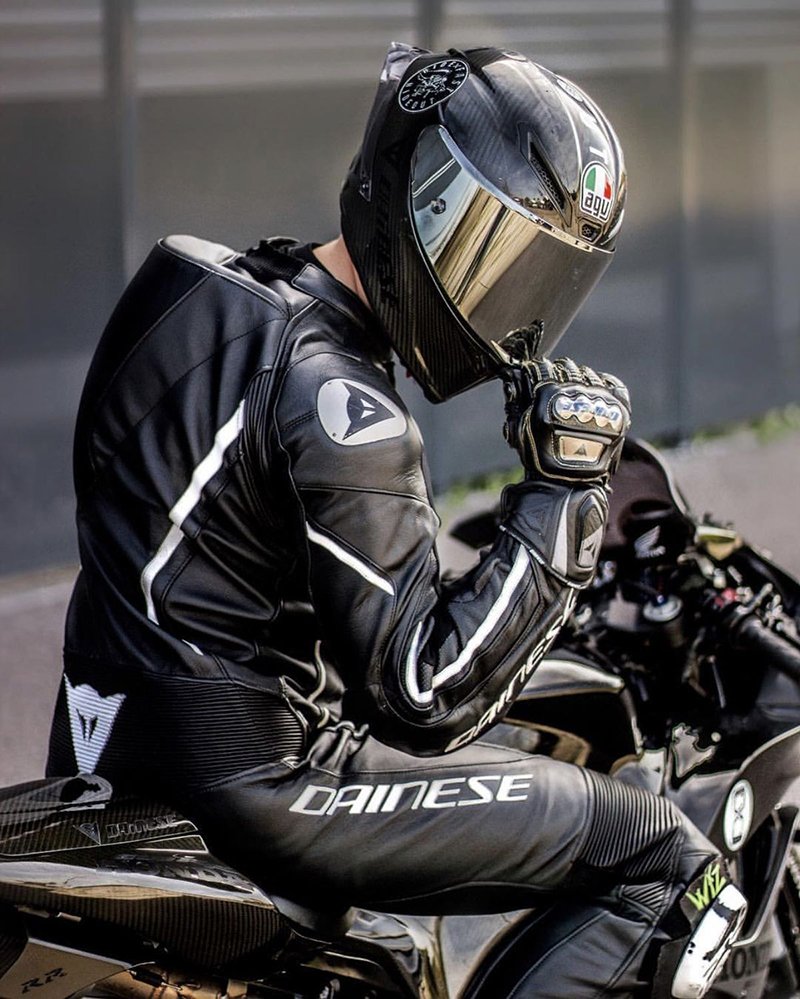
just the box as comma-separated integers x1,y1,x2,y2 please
398,59,469,113
723,779,754,852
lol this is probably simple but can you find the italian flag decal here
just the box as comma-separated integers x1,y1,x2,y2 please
581,161,614,222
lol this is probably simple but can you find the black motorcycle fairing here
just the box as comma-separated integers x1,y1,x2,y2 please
733,806,798,948
0,776,201,857
706,727,800,857
512,654,642,773
601,438,693,553
0,778,351,975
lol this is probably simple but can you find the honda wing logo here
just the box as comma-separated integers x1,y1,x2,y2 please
634,525,667,560
317,379,407,447
64,678,125,774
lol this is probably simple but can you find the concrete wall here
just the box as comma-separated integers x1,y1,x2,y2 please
2,1,799,574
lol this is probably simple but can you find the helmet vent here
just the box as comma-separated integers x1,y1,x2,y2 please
527,135,565,211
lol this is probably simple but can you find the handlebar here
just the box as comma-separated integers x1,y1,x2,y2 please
725,609,800,684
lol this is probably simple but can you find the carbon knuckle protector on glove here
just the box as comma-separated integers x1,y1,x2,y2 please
506,358,631,486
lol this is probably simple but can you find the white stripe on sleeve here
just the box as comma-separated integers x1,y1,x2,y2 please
306,523,395,597
404,544,530,708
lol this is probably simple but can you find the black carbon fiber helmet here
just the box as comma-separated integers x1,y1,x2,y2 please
340,43,627,402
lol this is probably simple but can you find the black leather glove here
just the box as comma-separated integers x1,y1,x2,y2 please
503,357,631,487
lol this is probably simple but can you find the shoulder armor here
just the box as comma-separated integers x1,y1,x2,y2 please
162,233,238,267
159,234,310,314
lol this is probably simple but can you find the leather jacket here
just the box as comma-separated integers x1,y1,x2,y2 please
64,234,608,756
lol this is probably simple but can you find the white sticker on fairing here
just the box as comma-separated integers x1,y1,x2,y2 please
317,379,407,446
723,779,754,852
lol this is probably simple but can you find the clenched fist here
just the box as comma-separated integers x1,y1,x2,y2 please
503,357,631,487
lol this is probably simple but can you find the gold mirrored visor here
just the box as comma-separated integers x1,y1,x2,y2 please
409,126,613,357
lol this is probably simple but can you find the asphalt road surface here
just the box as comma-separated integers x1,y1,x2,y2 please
1,429,799,789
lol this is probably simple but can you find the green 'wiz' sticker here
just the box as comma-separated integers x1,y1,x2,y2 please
685,861,728,912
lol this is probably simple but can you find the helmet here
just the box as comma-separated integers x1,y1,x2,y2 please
340,43,627,403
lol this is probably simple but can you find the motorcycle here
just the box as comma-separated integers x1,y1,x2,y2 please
1,438,800,999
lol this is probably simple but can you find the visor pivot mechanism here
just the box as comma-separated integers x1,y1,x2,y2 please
495,321,545,365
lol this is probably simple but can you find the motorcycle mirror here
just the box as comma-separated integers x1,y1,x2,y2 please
695,524,743,562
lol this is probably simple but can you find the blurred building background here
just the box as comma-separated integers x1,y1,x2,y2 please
2,0,799,575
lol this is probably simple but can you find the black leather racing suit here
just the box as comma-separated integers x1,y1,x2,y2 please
48,235,716,996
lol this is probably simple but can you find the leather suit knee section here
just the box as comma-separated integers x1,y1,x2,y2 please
574,770,718,927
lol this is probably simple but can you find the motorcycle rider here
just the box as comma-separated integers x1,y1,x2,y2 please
47,43,745,996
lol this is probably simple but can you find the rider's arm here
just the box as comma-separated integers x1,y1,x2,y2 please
269,348,606,754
